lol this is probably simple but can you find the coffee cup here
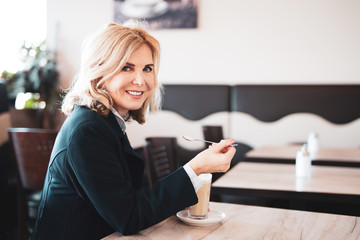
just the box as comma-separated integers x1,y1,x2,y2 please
188,173,212,219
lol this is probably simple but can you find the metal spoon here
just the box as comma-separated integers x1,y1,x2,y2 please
182,135,238,147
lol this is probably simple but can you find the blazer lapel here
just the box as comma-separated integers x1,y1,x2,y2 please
105,111,144,189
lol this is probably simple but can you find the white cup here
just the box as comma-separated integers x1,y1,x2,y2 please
188,173,212,219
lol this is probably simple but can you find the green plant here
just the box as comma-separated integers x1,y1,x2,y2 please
1,41,59,107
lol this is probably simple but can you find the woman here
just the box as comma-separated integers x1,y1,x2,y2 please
31,22,236,240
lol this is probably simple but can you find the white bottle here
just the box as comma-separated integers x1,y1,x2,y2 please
296,144,311,178
307,131,319,159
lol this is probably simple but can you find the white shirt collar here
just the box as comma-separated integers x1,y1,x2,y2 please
110,107,126,134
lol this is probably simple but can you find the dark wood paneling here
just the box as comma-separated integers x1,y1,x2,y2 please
162,85,231,120
231,85,360,124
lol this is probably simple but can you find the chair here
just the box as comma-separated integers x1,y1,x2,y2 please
143,137,180,187
202,125,253,165
202,126,226,182
202,125,224,147
8,128,58,239
202,125,253,181
202,126,256,203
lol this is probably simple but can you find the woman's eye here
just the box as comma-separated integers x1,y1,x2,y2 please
144,66,153,72
122,66,132,72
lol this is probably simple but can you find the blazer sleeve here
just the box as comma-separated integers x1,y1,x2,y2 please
66,119,198,235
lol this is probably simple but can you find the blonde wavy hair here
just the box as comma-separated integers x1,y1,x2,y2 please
62,22,162,124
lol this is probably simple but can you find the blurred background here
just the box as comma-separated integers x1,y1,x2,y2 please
2,0,360,89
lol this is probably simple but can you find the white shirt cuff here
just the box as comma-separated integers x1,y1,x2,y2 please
183,163,203,193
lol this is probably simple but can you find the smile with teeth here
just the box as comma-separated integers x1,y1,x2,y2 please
126,90,144,96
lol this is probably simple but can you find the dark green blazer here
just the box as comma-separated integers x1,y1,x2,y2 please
31,106,197,240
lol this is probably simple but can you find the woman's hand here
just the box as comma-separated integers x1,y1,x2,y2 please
188,139,236,176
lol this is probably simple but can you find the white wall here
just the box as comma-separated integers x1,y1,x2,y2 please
47,0,114,88
48,0,360,88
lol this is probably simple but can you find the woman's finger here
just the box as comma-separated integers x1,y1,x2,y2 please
211,139,235,152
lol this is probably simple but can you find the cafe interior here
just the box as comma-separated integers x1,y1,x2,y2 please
1,0,360,239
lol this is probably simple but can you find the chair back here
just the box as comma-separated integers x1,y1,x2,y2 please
202,125,224,147
0,83,10,146
8,128,58,190
144,137,179,187
0,83,9,114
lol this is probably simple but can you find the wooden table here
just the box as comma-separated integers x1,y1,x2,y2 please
245,145,360,167
102,202,360,240
212,162,360,216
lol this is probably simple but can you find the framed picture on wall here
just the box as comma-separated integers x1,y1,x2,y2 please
114,0,198,30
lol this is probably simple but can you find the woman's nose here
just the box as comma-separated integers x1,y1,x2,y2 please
132,72,145,86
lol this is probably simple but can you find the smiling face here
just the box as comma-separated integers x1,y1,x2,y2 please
105,44,155,116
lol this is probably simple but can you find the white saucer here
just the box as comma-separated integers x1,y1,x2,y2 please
176,210,226,227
